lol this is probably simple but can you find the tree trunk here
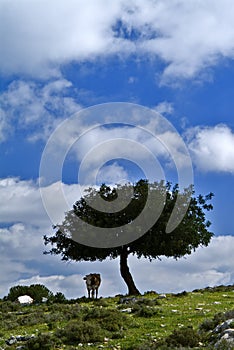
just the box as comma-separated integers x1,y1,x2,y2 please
120,246,141,295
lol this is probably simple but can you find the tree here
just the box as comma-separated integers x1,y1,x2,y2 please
44,180,213,295
7,284,53,303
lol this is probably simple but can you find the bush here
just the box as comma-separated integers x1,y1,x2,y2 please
165,326,201,348
135,298,160,306
51,292,66,303
0,300,20,312
131,304,161,318
199,318,217,332
58,320,105,344
83,308,128,332
24,333,57,350
7,284,53,303
200,309,234,332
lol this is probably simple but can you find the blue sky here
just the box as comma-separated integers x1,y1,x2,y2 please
0,0,234,298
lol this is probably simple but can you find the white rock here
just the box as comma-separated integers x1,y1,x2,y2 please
158,294,166,299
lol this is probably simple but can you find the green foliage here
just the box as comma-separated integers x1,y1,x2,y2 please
24,333,57,350
45,180,214,261
200,309,234,332
83,307,128,332
51,291,66,303
131,304,161,317
57,320,105,344
165,326,201,347
44,180,214,293
0,286,233,349
0,300,20,312
7,284,53,303
215,338,234,350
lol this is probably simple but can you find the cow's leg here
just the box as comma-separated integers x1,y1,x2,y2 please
96,288,98,299
91,289,95,298
88,289,90,298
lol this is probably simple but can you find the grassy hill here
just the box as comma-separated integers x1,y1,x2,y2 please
0,285,233,349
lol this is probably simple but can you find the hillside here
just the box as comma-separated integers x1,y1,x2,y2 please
0,285,233,350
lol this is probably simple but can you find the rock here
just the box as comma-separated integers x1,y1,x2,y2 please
17,295,33,304
119,297,137,304
158,294,166,299
214,319,234,333
6,336,17,345
213,319,234,349
215,335,234,349
120,308,132,313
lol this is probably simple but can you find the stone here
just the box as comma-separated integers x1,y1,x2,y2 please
6,336,17,345
214,319,234,333
119,297,137,304
213,319,234,349
120,308,132,313
158,294,166,299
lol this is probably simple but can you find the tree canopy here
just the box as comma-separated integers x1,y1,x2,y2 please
44,180,214,295
6,284,53,303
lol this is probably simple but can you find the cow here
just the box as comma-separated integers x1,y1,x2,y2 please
83,273,101,299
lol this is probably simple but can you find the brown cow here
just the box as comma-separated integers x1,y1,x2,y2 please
83,273,101,299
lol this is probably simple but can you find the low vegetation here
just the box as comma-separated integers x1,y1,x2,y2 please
0,284,233,349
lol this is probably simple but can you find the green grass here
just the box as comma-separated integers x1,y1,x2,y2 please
0,285,233,349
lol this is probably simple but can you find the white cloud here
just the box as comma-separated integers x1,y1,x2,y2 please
131,0,234,83
1,0,234,81
0,79,81,142
153,101,174,115
0,178,47,226
41,118,191,189
96,162,129,185
0,0,125,78
1,235,233,298
127,235,234,294
0,177,93,231
0,178,233,298
0,108,9,142
186,124,234,173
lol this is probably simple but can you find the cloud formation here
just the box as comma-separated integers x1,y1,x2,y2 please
1,234,233,298
0,177,233,298
0,79,81,142
2,0,234,82
187,124,234,173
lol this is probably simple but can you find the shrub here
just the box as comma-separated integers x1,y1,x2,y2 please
200,309,234,332
83,308,128,332
0,300,20,312
199,318,217,332
24,333,57,350
165,326,201,348
135,298,160,306
131,304,161,318
173,290,188,297
215,338,234,350
51,292,66,303
58,320,105,344
7,284,53,303
94,298,109,307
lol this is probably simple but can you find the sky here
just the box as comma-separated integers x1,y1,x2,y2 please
0,0,234,299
